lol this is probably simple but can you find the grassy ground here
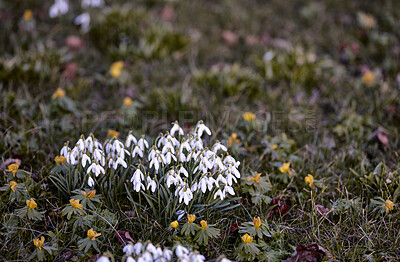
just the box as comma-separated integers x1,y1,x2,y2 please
1,0,400,261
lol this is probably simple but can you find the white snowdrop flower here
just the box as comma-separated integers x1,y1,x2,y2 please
212,140,227,153
263,51,274,61
131,168,144,183
75,13,90,32
146,243,156,254
199,177,207,193
227,165,240,179
88,176,95,187
215,173,227,185
133,180,145,192
76,137,85,152
196,121,211,137
170,121,184,136
87,162,105,177
82,0,104,8
132,145,143,158
60,143,70,157
214,188,224,200
223,185,235,197
147,176,157,192
177,151,187,162
81,153,91,167
175,245,189,258
113,156,127,169
219,258,232,262
113,140,125,153
85,136,94,152
133,242,144,255
163,248,173,261
142,251,153,262
179,166,189,177
96,256,110,262
179,186,193,205
164,150,176,165
123,243,135,256
93,148,104,163
162,141,175,154
94,140,103,150
189,253,205,262
150,157,160,173
126,132,138,147
138,136,149,151
206,176,216,191
166,170,176,188
191,182,198,191
225,171,237,185
126,256,136,262
49,0,69,18
180,139,191,152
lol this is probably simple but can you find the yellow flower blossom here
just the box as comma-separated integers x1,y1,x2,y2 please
270,144,278,150
228,132,240,147
200,220,208,229
362,70,375,86
24,10,33,21
70,199,83,210
52,88,66,99
305,174,314,188
107,129,120,138
279,162,293,176
247,173,262,184
243,112,256,122
123,97,133,107
26,198,37,209
170,220,179,229
6,163,19,177
187,214,196,224
81,190,96,198
110,61,124,78
33,236,45,250
241,233,253,244
55,155,66,165
87,228,101,240
385,199,394,213
9,181,18,192
253,217,261,228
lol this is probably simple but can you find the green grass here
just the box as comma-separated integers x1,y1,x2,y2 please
1,0,400,261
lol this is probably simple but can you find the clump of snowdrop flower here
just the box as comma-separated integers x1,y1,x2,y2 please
59,121,240,206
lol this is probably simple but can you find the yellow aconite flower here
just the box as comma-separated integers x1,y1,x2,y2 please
279,162,293,176
228,132,240,147
55,155,66,165
6,163,19,177
200,220,208,229
170,220,179,229
23,10,33,21
247,173,262,184
33,236,45,250
270,144,278,150
362,71,375,86
187,214,196,224
110,61,124,78
305,174,314,188
253,217,261,228
52,88,66,99
107,129,120,138
26,198,37,209
87,228,101,240
81,190,96,198
123,97,133,107
241,233,253,244
243,112,256,122
70,199,83,210
385,199,394,213
9,181,18,192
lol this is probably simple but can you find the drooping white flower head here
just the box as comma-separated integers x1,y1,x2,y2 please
49,0,69,18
